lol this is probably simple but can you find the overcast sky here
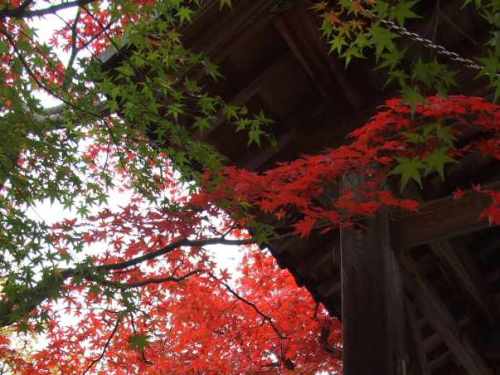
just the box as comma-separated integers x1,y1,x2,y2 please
29,10,245,276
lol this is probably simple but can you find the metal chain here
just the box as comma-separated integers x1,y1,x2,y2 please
360,8,494,76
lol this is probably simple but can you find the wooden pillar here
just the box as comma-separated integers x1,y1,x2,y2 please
341,212,407,375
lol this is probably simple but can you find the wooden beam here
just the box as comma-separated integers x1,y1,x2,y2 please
273,16,331,98
185,0,276,57
429,241,495,323
402,256,492,375
428,351,452,372
317,278,341,298
197,52,292,140
406,300,431,375
298,4,364,110
341,211,407,375
391,181,500,249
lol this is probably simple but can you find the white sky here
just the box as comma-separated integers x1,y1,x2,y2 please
13,9,335,375
29,10,245,276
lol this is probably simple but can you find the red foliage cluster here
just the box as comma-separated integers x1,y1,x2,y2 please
1,149,342,373
51,0,158,56
5,247,342,374
198,96,500,237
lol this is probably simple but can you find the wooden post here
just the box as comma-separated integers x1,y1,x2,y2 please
341,212,407,375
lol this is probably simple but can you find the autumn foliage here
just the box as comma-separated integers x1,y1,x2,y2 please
200,96,500,236
1,250,341,374
2,94,499,373
0,0,500,374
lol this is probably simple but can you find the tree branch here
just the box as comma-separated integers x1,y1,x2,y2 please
99,269,202,289
63,7,82,90
208,271,286,340
0,0,95,19
96,237,255,272
82,314,122,375
0,236,255,327
0,26,95,117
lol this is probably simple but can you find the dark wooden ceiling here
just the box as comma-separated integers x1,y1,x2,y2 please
106,0,500,373
179,1,500,374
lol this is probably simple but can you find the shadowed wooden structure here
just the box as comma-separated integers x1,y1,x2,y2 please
105,0,500,373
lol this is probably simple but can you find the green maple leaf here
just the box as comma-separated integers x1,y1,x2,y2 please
223,104,240,120
193,117,211,132
374,1,390,18
424,148,456,179
422,123,437,138
412,59,456,94
391,1,420,25
329,36,347,55
390,157,425,191
478,54,500,76
412,59,434,87
342,45,365,67
377,47,406,71
404,131,426,144
129,334,150,350
385,69,409,88
435,123,456,146
219,0,232,8
370,25,396,60
177,7,193,24
401,85,424,111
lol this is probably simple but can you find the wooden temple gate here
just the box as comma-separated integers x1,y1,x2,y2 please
104,0,500,373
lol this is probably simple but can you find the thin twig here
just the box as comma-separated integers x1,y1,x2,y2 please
0,26,98,119
0,0,95,19
81,5,121,52
208,271,285,340
63,8,82,90
82,314,122,375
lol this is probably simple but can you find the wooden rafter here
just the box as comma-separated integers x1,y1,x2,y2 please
429,240,495,323
406,300,431,375
186,0,276,58
298,4,364,110
402,255,492,375
273,15,331,98
197,52,292,140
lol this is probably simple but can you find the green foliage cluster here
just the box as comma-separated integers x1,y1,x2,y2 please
0,0,498,329
314,0,500,191
0,0,276,328
391,123,457,191
315,0,500,101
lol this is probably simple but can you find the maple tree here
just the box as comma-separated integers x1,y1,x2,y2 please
0,0,499,374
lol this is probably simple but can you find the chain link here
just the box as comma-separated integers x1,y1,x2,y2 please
360,8,495,76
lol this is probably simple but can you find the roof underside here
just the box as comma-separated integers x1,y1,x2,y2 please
109,0,500,373
181,1,500,373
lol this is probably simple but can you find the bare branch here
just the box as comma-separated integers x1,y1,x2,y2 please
0,0,95,19
97,237,255,272
0,236,255,327
82,314,122,375
100,269,202,289
63,7,82,90
208,271,286,340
